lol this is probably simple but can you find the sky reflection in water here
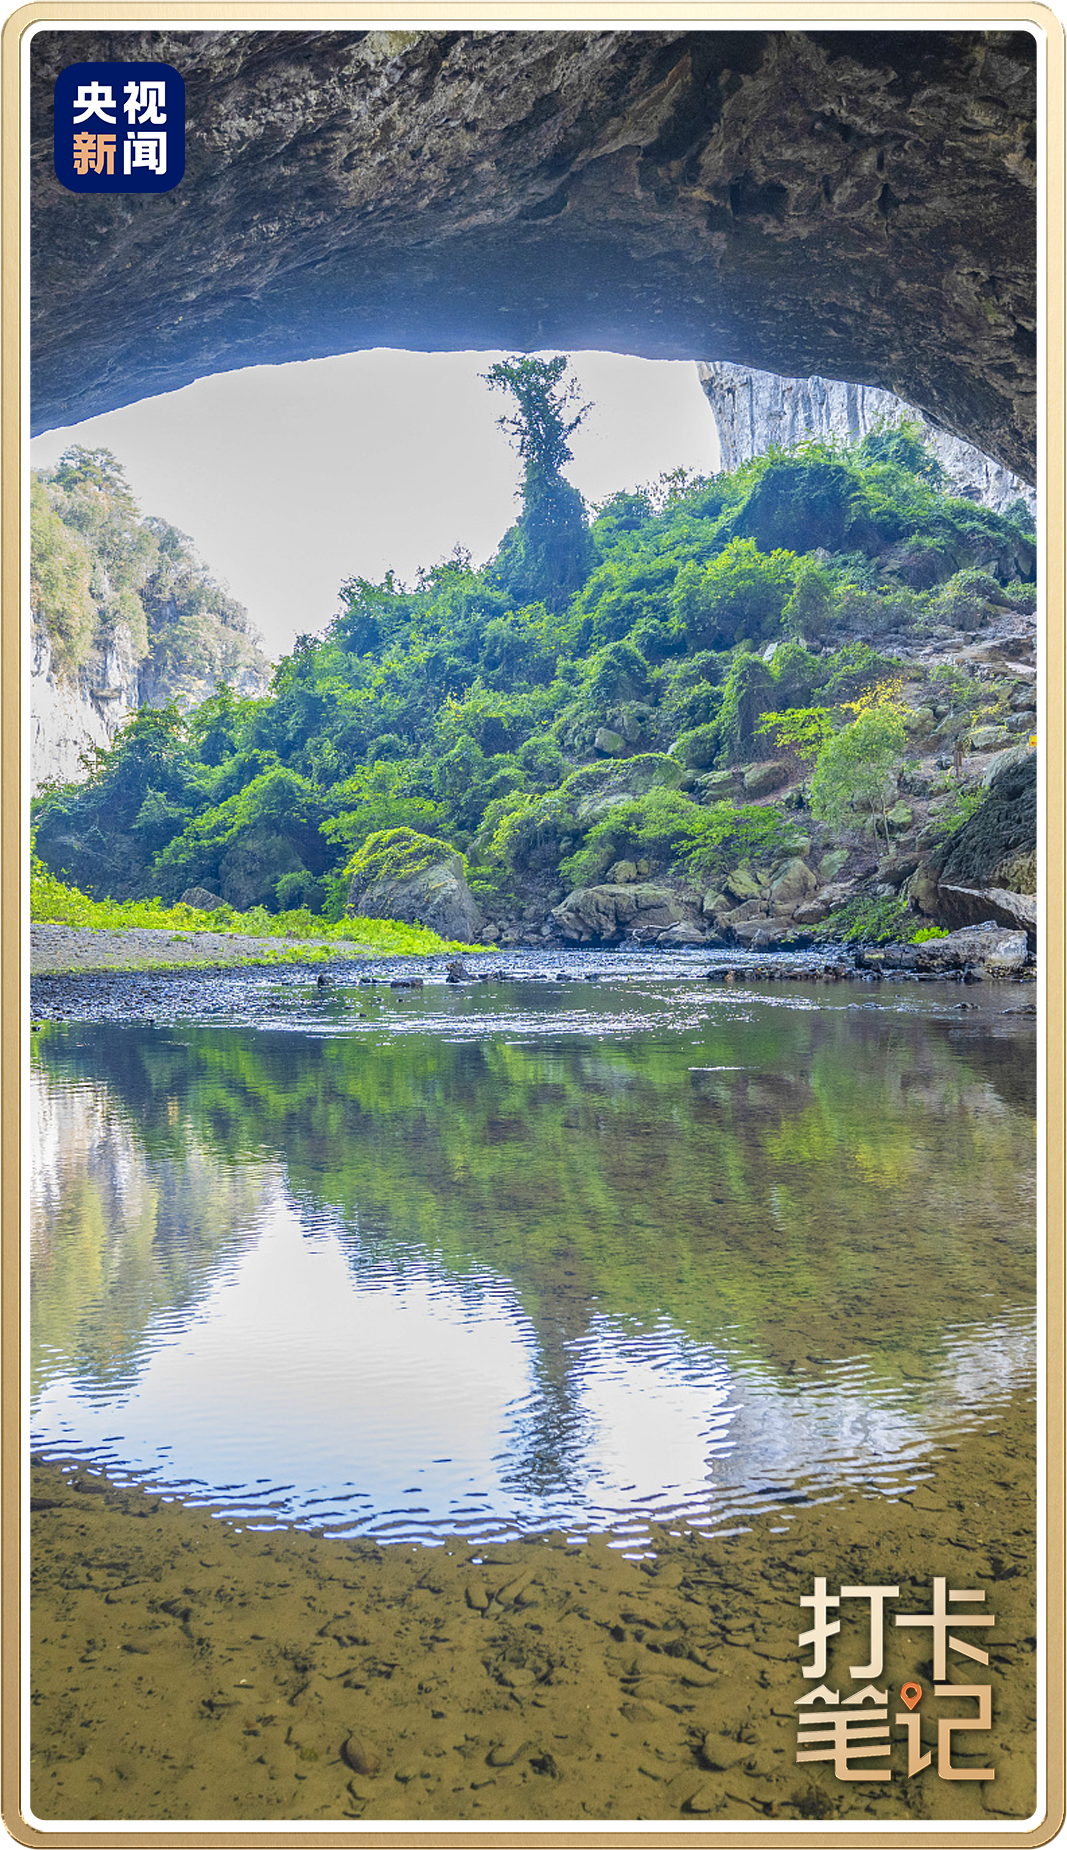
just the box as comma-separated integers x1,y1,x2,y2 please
30,976,1037,1547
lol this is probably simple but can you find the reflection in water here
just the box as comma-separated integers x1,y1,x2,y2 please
30,980,1036,1547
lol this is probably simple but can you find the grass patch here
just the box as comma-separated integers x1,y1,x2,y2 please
30,858,484,958
812,893,914,944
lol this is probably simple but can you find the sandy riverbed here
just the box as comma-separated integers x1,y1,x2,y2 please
27,1403,1037,1830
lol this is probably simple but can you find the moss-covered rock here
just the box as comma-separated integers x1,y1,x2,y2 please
911,750,1037,924
742,760,789,796
346,828,482,941
770,858,817,914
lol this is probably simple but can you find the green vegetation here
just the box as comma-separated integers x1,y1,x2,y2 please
809,698,909,846
32,377,1036,939
813,893,915,944
30,855,479,957
483,354,594,611
31,447,268,698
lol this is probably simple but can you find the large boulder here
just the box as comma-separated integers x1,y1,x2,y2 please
722,865,767,903
769,857,817,914
911,749,1037,922
860,923,1030,977
742,760,789,797
937,883,1037,941
346,829,482,942
552,882,702,944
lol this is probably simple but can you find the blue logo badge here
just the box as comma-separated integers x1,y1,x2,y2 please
54,62,185,193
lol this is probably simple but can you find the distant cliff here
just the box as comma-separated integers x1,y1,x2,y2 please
31,449,270,792
698,363,1036,517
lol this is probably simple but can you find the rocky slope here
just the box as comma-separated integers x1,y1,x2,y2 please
484,609,1038,956
699,363,1036,516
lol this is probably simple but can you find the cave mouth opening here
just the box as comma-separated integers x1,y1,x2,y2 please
29,25,1037,483
28,346,724,664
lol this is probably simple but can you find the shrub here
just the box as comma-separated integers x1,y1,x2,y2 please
809,701,908,845
581,638,650,704
716,653,777,763
856,418,946,484
346,828,462,890
931,568,1006,626
673,538,798,650
815,894,913,943
670,724,721,770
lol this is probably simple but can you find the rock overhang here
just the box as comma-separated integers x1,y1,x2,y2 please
30,27,1036,479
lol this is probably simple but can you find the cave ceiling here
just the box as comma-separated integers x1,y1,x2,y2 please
30,28,1037,479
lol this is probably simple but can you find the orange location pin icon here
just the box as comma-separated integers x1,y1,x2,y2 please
900,1683,923,1710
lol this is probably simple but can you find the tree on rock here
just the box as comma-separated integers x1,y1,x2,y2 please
809,699,907,846
484,355,594,612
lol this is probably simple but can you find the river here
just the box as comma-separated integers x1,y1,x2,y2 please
30,956,1037,1557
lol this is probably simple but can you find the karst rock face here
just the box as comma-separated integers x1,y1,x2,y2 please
699,362,1037,513
31,29,1036,478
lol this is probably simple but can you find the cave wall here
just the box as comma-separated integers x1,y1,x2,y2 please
30,28,1036,478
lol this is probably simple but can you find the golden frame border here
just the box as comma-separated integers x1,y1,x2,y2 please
2,7,1057,1842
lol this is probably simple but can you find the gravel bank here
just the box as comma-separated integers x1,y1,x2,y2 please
30,922,349,974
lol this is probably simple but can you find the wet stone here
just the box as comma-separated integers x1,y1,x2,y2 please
341,1736,381,1777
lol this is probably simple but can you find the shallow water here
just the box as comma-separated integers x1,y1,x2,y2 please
30,965,1036,1551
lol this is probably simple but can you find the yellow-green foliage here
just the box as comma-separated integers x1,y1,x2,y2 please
30,857,480,956
346,827,462,888
29,477,97,673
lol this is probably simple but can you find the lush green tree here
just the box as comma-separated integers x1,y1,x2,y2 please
673,538,798,650
484,355,595,611
483,354,589,475
809,700,908,844
856,417,946,485
322,761,446,860
756,704,837,761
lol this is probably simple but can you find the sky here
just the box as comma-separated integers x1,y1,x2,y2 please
29,350,720,663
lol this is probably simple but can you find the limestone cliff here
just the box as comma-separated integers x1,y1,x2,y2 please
698,362,1036,516
33,619,143,794
30,453,270,792
31,611,269,794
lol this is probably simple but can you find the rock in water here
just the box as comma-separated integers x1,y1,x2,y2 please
861,924,1030,977
341,1735,381,1778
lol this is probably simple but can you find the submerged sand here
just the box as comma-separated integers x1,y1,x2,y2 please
27,1404,1037,1830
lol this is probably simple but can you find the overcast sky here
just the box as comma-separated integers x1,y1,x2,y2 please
30,350,720,662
